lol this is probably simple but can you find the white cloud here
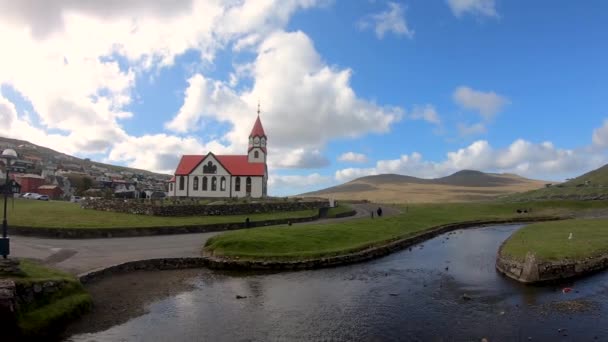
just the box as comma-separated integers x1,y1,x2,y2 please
592,119,608,147
164,30,403,171
453,86,509,120
338,152,368,163
359,2,414,39
447,0,498,18
409,104,441,125
335,139,605,183
457,122,486,136
269,172,332,194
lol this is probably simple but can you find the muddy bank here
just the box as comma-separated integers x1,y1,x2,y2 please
63,268,207,337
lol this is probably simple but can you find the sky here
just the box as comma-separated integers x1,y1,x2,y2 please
0,0,607,196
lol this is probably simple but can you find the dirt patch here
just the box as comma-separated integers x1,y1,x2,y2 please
63,269,205,337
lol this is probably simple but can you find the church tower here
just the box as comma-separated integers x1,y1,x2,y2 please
248,104,267,164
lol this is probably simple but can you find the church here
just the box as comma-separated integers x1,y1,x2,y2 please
168,112,268,198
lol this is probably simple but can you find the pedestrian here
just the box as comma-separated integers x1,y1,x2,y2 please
377,207,383,217
245,217,250,228
371,211,374,219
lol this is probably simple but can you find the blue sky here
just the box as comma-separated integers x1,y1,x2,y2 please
0,0,607,195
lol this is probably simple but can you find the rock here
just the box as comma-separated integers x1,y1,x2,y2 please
389,293,399,296
462,294,472,301
236,295,247,299
33,284,42,293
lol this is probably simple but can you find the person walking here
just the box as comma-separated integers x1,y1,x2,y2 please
377,207,383,217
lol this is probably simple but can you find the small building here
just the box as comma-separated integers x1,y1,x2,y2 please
14,174,45,193
37,185,63,199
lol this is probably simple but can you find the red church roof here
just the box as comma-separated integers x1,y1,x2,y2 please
174,154,265,176
249,115,266,137
216,155,265,176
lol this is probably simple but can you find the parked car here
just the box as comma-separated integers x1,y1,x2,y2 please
70,196,82,203
22,193,40,199
37,195,49,201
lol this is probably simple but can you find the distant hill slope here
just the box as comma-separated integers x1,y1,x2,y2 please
506,164,608,202
301,170,548,203
0,136,169,178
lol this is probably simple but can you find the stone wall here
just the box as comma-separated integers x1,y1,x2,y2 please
9,213,321,239
82,198,329,217
496,247,608,284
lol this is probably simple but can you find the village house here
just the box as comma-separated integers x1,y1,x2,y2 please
169,113,268,198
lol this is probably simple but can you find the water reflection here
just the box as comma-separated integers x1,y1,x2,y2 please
68,225,608,341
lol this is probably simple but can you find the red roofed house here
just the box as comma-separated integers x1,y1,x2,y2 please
169,113,268,198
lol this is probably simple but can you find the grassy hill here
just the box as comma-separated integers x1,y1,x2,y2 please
301,170,548,203
0,136,169,178
505,164,608,202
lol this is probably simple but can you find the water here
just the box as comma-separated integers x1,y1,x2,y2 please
68,225,608,341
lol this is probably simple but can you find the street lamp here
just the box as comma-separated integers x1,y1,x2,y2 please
1,148,17,259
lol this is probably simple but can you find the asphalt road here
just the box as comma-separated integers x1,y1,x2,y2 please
11,203,400,276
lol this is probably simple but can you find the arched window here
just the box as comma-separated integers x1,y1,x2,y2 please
220,176,226,191
193,176,199,190
202,176,208,191
246,176,252,194
254,151,259,158
179,176,184,190
235,177,241,191
211,176,217,191
169,183,173,192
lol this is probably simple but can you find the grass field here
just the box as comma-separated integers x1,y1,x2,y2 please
500,219,608,262
5,198,318,228
204,200,608,261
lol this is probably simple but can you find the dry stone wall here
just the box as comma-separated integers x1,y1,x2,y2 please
82,198,329,216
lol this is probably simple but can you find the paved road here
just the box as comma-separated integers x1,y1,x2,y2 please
11,204,400,276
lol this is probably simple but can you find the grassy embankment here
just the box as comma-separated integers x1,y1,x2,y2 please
325,203,354,218
500,219,608,262
204,200,608,261
7,198,318,228
3,259,92,337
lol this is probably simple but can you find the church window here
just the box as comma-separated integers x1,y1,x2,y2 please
220,176,226,191
170,183,173,192
254,137,260,145
235,177,241,191
202,176,208,191
254,151,259,158
261,138,266,147
179,176,184,190
246,177,252,194
193,176,199,190
212,176,217,191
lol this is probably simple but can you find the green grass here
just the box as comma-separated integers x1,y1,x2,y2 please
503,185,608,202
6,198,318,228
500,219,608,262
326,203,354,218
19,293,92,337
0,259,92,337
204,200,608,261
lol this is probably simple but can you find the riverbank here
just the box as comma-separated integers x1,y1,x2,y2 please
496,219,608,283
0,259,92,341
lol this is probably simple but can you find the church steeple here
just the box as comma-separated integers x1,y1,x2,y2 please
248,105,267,163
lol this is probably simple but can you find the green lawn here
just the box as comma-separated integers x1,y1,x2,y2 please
326,203,354,218
6,198,318,228
204,200,608,261
500,219,608,262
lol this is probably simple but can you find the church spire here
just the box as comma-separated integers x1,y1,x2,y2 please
249,106,266,138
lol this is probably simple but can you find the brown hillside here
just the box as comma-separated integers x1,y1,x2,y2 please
301,170,548,203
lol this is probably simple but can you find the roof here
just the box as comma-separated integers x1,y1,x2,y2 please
175,155,205,175
15,173,44,179
249,115,266,137
168,176,176,182
38,185,60,190
216,155,265,176
174,154,265,176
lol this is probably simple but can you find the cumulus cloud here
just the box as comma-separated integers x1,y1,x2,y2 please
338,152,368,163
359,2,414,39
335,139,605,183
164,30,403,170
453,86,509,119
409,104,441,125
446,0,498,18
592,119,608,148
269,172,332,194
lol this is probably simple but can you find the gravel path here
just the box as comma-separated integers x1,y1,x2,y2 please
12,203,400,276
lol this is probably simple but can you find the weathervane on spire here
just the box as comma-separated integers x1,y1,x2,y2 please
257,100,261,116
